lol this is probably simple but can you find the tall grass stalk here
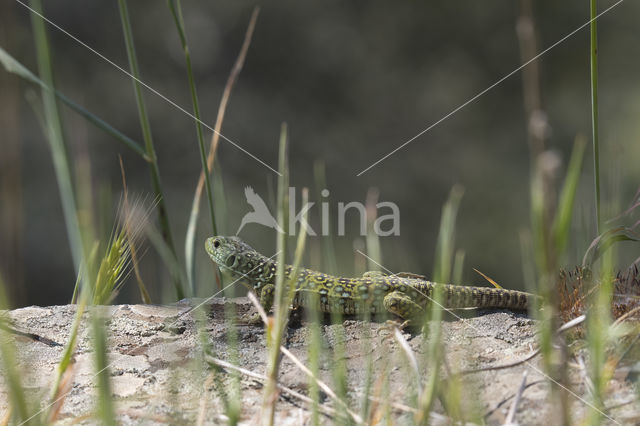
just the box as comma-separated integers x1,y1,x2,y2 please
0,275,34,424
307,309,322,426
365,188,382,271
330,315,352,426
47,288,88,422
167,0,217,239
357,323,374,424
224,305,243,424
590,0,601,233
552,135,587,260
117,0,182,299
183,8,258,294
416,185,464,423
452,249,466,285
313,160,338,274
433,185,464,284
585,245,614,424
530,137,585,424
29,0,87,290
91,310,116,425
196,302,238,424
0,48,148,159
261,123,300,425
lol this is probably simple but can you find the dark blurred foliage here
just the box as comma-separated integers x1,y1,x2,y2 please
0,0,638,306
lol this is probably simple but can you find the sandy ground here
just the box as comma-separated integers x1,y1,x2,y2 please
0,298,637,424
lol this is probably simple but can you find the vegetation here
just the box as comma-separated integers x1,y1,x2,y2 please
0,1,638,424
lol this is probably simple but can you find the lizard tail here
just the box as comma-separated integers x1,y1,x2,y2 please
441,284,537,311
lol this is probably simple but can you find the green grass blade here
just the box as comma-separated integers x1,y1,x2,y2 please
590,0,601,234
167,0,217,239
182,8,257,294
0,46,40,84
530,153,551,275
0,47,147,159
433,184,464,283
452,249,466,285
0,275,34,424
582,227,640,268
313,160,338,274
552,135,586,258
117,0,183,299
262,123,290,425
92,309,116,425
586,236,615,423
417,187,464,423
365,188,382,271
30,0,88,292
47,287,89,422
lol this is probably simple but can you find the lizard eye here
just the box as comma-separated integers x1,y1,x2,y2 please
226,255,237,268
213,239,220,248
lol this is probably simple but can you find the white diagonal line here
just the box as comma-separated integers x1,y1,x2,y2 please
18,251,281,426
355,250,621,425
356,0,625,176
14,0,281,176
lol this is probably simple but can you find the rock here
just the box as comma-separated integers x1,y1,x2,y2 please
0,299,636,424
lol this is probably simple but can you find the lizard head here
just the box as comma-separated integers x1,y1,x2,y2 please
205,236,275,286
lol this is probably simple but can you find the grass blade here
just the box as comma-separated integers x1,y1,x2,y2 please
313,160,338,274
29,0,94,310
452,249,465,285
183,7,258,293
167,0,217,240
117,0,182,299
0,47,147,159
0,275,33,424
365,188,382,270
433,184,464,283
417,186,464,424
582,227,640,268
47,289,87,422
552,135,586,257
92,309,115,425
261,123,291,425
590,0,601,233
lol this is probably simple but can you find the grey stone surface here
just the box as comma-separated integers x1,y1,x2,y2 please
0,299,637,424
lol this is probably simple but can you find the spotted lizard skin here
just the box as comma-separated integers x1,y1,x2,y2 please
205,236,536,320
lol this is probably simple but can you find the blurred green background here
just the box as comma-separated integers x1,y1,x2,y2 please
1,0,638,307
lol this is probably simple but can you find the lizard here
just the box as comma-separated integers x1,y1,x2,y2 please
205,236,538,323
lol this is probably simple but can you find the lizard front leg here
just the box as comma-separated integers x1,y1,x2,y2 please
240,284,276,326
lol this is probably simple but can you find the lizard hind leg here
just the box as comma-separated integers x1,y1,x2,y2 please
383,290,426,323
258,283,276,313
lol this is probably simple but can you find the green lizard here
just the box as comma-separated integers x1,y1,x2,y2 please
205,236,537,322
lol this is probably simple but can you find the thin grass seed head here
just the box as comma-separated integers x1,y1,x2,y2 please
93,229,130,304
